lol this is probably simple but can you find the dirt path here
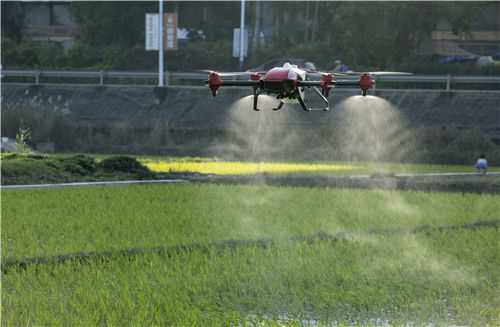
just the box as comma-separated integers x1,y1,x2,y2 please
195,172,500,193
1,179,188,190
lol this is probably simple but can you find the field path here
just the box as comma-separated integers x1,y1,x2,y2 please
2,172,499,192
0,172,500,193
1,179,188,190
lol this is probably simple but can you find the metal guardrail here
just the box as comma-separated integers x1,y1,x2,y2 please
1,69,500,91
1,69,204,85
372,74,500,92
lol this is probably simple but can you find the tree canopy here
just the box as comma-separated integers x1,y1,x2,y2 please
1,1,495,72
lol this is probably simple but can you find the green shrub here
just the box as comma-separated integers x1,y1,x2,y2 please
59,154,97,175
1,153,19,160
98,156,150,175
27,154,47,160
15,123,32,154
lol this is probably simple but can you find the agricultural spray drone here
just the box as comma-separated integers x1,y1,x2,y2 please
206,63,411,112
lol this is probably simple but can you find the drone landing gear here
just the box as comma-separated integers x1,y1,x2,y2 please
253,89,260,111
254,89,284,112
297,87,330,112
272,101,285,111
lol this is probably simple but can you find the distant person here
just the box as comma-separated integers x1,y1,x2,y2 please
333,60,350,73
475,154,488,175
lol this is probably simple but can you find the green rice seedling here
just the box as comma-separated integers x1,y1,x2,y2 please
2,184,500,259
2,184,499,325
2,230,499,325
3,184,500,259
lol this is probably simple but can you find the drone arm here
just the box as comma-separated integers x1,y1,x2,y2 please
206,72,260,96
341,71,412,76
215,80,261,87
298,75,374,97
332,80,362,87
296,80,323,87
205,80,260,87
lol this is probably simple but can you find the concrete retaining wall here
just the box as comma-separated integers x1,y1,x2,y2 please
2,84,500,160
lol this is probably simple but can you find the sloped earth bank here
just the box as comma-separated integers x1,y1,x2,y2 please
159,172,500,194
4,171,500,193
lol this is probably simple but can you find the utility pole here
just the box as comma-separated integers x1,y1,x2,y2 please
239,0,245,70
158,0,164,86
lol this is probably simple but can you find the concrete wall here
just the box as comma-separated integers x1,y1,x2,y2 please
2,84,500,160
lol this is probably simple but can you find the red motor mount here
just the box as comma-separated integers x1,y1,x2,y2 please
250,73,261,81
208,72,223,96
320,73,333,97
359,73,374,96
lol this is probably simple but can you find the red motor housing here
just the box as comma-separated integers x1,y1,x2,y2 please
320,73,333,88
208,72,223,96
320,73,333,97
359,73,373,96
250,73,261,81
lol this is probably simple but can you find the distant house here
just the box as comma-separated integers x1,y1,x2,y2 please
21,2,79,50
425,5,500,57
19,2,204,51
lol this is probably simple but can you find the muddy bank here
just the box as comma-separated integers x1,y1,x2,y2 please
169,172,500,194
3,218,499,273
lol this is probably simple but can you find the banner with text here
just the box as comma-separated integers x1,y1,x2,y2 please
145,13,178,51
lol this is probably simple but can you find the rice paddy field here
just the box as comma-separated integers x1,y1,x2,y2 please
2,183,500,326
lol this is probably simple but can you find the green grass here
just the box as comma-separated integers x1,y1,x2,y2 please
2,184,500,325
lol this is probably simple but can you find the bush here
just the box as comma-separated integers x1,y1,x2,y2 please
15,123,32,154
98,156,150,176
60,154,97,175
445,128,498,155
167,40,237,71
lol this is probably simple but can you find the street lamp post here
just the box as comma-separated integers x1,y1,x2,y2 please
239,0,245,70
159,0,164,86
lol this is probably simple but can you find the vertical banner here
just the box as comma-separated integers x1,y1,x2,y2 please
164,13,178,51
145,13,177,51
232,28,248,58
145,13,159,50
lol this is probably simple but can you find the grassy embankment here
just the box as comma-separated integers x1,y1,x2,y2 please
0,153,152,185
2,184,499,325
2,153,498,185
